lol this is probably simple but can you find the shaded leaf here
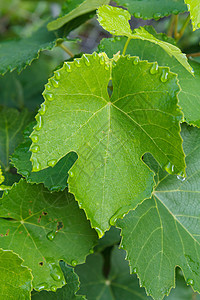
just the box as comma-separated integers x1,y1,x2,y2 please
30,53,184,234
47,0,110,31
0,179,98,291
100,27,200,127
32,261,85,299
0,249,33,299
184,0,200,30
76,246,149,299
117,123,200,299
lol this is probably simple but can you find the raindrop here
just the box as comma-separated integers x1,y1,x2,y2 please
65,63,72,72
92,52,98,59
71,260,78,267
39,103,46,115
99,56,105,65
51,285,57,292
134,12,141,18
46,84,51,90
115,37,121,41
153,13,161,20
34,115,43,131
30,145,40,153
133,57,139,65
20,170,30,177
48,159,57,167
83,54,90,66
104,63,110,70
133,267,137,273
31,135,39,143
69,171,74,177
95,227,104,238
89,249,94,254
51,78,59,88
74,59,81,67
35,283,48,291
160,69,169,82
110,214,117,226
177,175,186,182
150,62,159,74
55,71,61,80
31,157,41,172
45,93,54,101
47,231,56,241
187,278,194,285
164,162,175,174
50,264,63,281
172,9,179,15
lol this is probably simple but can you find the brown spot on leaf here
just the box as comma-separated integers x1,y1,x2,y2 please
0,234,3,237
57,221,64,231
37,215,42,223
42,212,48,216
29,209,32,215
5,229,10,236
39,262,44,266
19,231,22,234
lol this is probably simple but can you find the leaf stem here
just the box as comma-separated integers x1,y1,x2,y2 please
122,36,131,56
167,15,176,37
177,14,191,41
59,43,74,58
186,52,200,58
174,15,179,39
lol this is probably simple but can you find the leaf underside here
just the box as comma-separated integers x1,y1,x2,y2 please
117,123,200,299
0,180,97,291
30,53,185,235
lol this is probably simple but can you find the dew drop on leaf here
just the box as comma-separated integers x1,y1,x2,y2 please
31,135,39,143
74,59,81,67
55,71,61,80
95,227,104,238
35,282,48,291
150,62,159,74
31,157,41,172
92,52,98,59
50,264,63,281
45,93,54,101
50,285,57,292
133,267,137,273
133,57,139,65
39,103,46,115
47,159,57,167
34,115,43,131
83,55,90,66
65,62,72,72
46,231,56,241
160,69,169,82
51,78,59,88
187,278,194,285
99,56,105,65
164,162,175,174
69,171,74,177
46,84,51,90
177,175,186,181
71,260,78,267
30,145,40,153
134,12,141,18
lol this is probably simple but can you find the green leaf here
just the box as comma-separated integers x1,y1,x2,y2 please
11,123,77,191
0,165,4,185
0,179,97,291
117,123,200,299
32,262,85,299
30,53,185,235
0,249,32,299
97,5,132,37
100,27,200,127
184,0,200,30
75,246,149,299
95,226,121,252
115,0,187,20
97,6,193,75
47,0,110,31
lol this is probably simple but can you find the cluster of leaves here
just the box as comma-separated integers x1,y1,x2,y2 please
0,0,200,299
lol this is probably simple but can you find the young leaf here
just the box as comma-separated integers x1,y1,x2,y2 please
184,0,200,30
100,28,200,127
97,6,193,75
117,123,200,299
32,262,85,299
11,124,77,191
0,249,32,299
0,165,4,185
29,53,185,235
97,5,132,37
0,179,97,291
115,0,187,20
47,0,110,31
75,246,149,299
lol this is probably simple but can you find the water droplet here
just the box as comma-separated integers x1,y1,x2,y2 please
115,37,121,41
92,52,98,59
20,170,30,177
104,63,110,70
34,115,43,131
110,215,117,226
30,145,40,153
74,59,81,67
35,283,48,291
89,249,94,254
69,171,74,177
99,56,105,65
46,84,51,90
49,186,60,192
161,69,169,82
65,63,72,72
4,190,8,195
150,62,159,74
153,13,161,20
51,78,59,88
51,285,57,292
133,57,139,65
172,9,179,15
133,267,137,273
50,264,63,281
83,54,90,66
47,231,56,241
31,157,41,172
187,278,194,285
71,260,77,267
39,103,46,115
95,227,104,238
48,159,57,167
164,162,175,174
45,93,54,101
55,71,61,80
31,135,39,143
177,175,186,181
134,12,141,18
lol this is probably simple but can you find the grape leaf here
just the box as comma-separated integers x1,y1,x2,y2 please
97,5,193,75
32,262,85,299
117,123,200,299
75,246,149,299
11,124,77,191
0,249,32,299
30,53,185,235
0,165,4,185
95,226,121,252
47,0,110,31
100,27,200,127
115,0,187,20
0,179,98,291
97,5,132,37
184,0,200,30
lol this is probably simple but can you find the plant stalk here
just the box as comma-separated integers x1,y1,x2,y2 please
122,37,131,56
59,43,74,58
